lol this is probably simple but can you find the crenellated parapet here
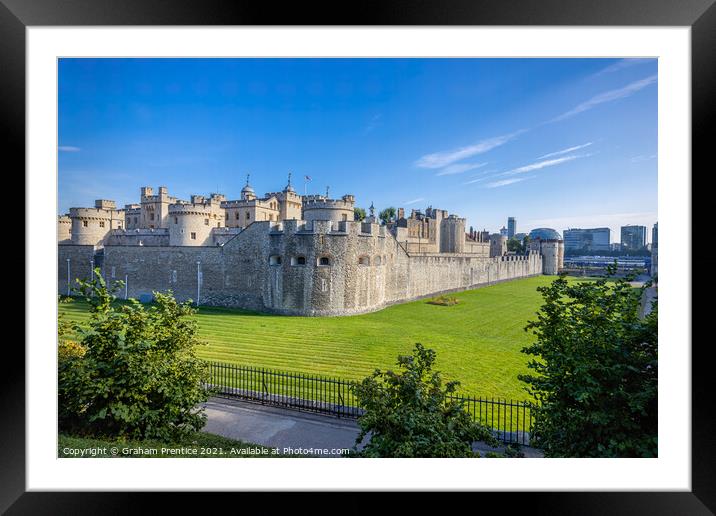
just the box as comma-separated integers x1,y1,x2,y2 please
68,204,125,246
302,194,355,223
168,199,224,246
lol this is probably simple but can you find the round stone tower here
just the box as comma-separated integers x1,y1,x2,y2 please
528,228,564,275
58,215,72,242
439,214,466,253
69,200,123,246
169,196,224,246
489,234,507,257
303,194,355,223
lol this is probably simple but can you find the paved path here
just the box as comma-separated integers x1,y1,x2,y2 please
203,397,362,457
203,397,544,458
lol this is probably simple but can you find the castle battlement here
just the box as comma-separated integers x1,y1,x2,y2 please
59,181,563,316
69,207,124,219
168,204,217,216
111,227,169,235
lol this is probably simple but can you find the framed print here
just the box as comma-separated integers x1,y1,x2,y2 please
4,0,714,512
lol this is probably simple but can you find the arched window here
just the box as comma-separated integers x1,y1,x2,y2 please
269,255,282,266
291,256,306,266
358,255,370,266
246,212,251,220
318,256,331,266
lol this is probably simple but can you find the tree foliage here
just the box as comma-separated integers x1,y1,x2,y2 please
519,272,658,457
378,206,396,225
58,269,210,440
507,237,523,253
507,236,530,253
354,207,366,221
352,343,497,457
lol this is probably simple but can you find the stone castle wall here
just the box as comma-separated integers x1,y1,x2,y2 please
59,219,543,316
58,244,97,296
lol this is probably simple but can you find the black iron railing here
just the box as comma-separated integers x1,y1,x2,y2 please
206,361,536,445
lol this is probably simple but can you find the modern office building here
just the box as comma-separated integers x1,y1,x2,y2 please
507,217,516,239
621,225,647,251
563,227,611,252
651,222,658,277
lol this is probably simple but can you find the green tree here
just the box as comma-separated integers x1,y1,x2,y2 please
506,237,523,253
352,343,497,457
519,272,658,457
58,269,210,440
378,206,396,225
354,207,366,221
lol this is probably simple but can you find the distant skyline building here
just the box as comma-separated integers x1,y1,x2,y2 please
563,227,611,252
507,217,517,239
621,225,647,251
651,222,658,277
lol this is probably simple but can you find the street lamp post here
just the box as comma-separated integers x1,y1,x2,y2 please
66,258,70,296
125,274,128,299
196,261,201,306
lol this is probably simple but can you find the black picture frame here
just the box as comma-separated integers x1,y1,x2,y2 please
4,0,713,513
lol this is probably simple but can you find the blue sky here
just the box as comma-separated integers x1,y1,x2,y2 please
58,58,657,242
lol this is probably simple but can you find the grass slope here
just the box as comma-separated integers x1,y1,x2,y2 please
58,275,586,401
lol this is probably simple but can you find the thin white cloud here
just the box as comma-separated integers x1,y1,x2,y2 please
537,142,593,160
403,197,424,205
59,146,80,152
485,177,533,189
550,74,657,123
415,130,523,169
365,113,383,133
502,154,585,176
630,154,657,163
435,162,487,176
591,58,652,77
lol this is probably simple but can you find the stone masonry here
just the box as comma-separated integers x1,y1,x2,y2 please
58,180,562,316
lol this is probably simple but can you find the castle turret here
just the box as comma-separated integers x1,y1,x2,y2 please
489,234,507,257
528,228,564,275
140,185,175,229
440,214,466,253
169,195,225,246
302,194,355,223
69,200,125,246
241,174,256,201
124,204,141,229
57,215,72,243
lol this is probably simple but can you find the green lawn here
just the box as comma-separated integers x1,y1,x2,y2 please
58,431,278,458
58,275,588,401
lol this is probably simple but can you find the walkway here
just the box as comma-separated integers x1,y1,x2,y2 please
203,397,544,458
202,397,363,457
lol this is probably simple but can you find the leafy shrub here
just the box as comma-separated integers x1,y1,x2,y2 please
519,272,658,457
58,269,210,441
352,343,497,457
